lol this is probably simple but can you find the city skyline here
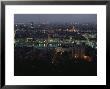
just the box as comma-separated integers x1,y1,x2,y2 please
14,14,97,76
14,14,97,24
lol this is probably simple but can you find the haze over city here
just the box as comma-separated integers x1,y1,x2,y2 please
14,14,97,24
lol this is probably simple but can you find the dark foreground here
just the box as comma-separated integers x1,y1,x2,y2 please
14,46,97,76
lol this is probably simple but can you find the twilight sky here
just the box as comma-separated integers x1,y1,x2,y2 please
14,14,97,24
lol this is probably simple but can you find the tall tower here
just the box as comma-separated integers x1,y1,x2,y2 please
30,22,34,29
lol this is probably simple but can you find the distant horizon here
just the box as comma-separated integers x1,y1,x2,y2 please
14,14,97,24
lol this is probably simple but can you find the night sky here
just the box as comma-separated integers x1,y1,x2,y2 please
14,14,97,24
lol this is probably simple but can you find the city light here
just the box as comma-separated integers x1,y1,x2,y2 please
14,14,97,76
